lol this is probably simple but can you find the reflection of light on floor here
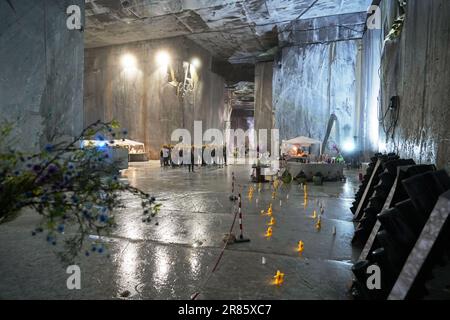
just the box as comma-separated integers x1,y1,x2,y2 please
116,243,141,297
189,251,201,279
152,246,171,292
343,181,351,194
124,212,144,240
190,195,208,244
191,216,206,247
154,220,177,243
126,168,138,186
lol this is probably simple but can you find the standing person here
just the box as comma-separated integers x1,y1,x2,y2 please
169,146,173,167
217,145,223,168
163,145,169,167
160,147,164,167
201,145,206,166
188,145,195,173
223,144,227,166
211,147,216,167
179,147,184,167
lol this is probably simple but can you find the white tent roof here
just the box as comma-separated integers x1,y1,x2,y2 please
82,139,144,148
283,136,321,147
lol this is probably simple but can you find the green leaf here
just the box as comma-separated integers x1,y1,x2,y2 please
110,120,120,129
85,128,96,137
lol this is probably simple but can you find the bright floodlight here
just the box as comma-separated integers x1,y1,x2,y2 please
343,141,356,153
156,51,171,66
191,57,201,68
121,53,137,69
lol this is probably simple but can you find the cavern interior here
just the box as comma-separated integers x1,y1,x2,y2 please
0,0,449,303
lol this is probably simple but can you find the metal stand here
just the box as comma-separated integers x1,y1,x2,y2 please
234,193,250,243
229,172,238,201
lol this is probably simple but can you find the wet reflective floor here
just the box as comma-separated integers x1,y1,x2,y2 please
0,162,360,299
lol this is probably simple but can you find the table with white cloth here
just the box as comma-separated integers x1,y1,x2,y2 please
286,162,345,181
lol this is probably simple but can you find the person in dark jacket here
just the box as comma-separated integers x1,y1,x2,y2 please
211,147,216,166
188,145,195,172
223,145,227,166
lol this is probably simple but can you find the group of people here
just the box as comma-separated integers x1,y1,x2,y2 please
160,144,228,172
319,153,345,164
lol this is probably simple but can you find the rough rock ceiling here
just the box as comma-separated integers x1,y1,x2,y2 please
229,81,255,111
85,0,371,63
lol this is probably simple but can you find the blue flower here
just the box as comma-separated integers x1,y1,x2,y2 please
44,144,54,152
47,164,58,175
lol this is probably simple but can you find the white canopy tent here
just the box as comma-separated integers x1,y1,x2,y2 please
282,136,322,156
283,136,321,147
82,139,145,154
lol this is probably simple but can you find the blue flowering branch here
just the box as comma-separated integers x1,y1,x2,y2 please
0,120,160,263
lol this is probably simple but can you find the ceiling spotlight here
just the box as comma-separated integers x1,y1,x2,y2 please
121,53,137,69
156,51,171,66
191,57,201,68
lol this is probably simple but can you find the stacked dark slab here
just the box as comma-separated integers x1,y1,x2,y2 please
350,154,450,300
